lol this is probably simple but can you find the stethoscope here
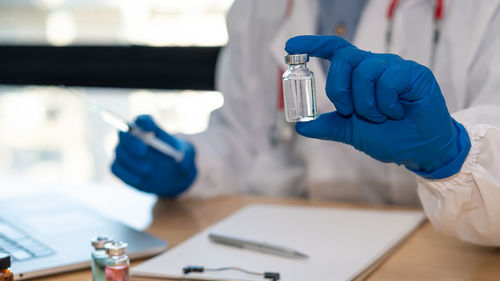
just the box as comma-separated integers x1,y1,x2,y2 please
271,0,445,146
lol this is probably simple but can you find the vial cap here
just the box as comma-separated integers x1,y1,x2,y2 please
105,241,128,256
91,235,114,249
285,54,309,65
0,253,11,269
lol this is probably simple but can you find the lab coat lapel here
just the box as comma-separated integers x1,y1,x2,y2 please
353,0,391,52
355,0,434,64
463,1,500,72
269,0,318,69
440,0,500,110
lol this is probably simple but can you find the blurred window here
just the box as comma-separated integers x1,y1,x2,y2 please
0,0,233,46
0,85,223,184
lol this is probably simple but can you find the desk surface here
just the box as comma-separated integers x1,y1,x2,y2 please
37,195,500,281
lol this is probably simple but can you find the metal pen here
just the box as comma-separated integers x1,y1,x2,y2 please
208,233,308,259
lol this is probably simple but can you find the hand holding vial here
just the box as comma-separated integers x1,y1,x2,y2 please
286,35,470,179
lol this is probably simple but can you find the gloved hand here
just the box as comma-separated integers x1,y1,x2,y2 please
286,35,470,179
111,115,197,197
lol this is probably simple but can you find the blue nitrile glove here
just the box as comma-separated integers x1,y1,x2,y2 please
286,35,470,179
111,115,197,197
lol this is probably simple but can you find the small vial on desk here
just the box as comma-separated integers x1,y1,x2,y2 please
91,236,114,281
0,254,13,281
105,241,130,281
282,53,317,122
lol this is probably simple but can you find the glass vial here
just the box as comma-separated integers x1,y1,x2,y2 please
282,53,317,122
91,236,114,281
0,254,13,281
105,241,130,281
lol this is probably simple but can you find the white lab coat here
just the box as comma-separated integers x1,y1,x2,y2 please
183,0,500,246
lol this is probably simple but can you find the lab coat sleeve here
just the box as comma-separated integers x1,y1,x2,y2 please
417,105,500,246
177,0,288,198
179,44,255,198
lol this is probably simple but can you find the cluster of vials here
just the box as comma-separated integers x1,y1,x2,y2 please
91,237,130,281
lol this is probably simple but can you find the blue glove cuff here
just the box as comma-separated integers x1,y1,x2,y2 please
411,120,471,180
158,166,198,198
157,147,198,198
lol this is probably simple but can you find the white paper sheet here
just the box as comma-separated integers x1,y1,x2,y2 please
132,204,425,281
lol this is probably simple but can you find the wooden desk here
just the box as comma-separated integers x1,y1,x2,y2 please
37,196,500,281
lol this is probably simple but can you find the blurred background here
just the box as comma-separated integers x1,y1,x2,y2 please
0,0,234,228
0,0,232,46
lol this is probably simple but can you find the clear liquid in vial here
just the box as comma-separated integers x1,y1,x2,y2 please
283,76,317,122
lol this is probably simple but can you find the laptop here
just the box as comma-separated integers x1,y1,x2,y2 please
0,193,168,280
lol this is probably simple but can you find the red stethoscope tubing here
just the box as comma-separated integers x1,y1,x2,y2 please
387,0,443,20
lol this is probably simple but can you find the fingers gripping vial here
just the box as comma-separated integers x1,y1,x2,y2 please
282,54,318,122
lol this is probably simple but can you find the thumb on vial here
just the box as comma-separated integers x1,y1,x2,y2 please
295,112,352,144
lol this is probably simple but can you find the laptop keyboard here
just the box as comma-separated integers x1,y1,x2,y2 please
0,220,55,262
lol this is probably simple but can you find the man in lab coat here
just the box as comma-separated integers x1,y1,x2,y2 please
111,0,500,246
